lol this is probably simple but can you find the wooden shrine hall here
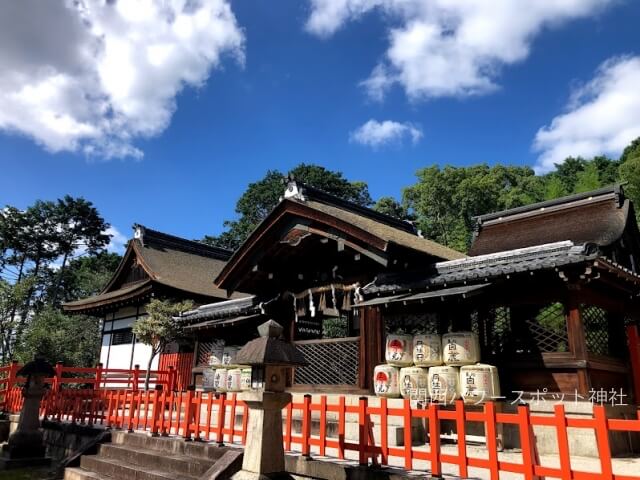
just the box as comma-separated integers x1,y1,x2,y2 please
185,182,640,400
182,178,463,392
63,225,244,387
361,185,640,399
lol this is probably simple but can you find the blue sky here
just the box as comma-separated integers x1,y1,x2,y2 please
1,0,639,251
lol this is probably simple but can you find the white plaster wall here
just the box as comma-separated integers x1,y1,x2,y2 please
106,344,134,370
99,334,110,366
131,342,159,371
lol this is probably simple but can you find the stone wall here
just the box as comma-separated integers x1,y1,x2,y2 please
6,414,106,463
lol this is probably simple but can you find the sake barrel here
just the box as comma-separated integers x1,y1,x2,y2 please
460,363,500,404
240,368,252,391
373,364,400,398
226,368,243,392
214,368,228,392
428,366,460,403
399,367,429,399
208,344,225,366
222,346,240,366
202,368,216,391
385,334,413,367
442,332,480,366
413,334,443,366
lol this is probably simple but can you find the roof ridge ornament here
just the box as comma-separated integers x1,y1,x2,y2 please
283,176,306,202
133,224,145,246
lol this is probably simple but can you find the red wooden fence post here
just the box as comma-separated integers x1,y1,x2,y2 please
8,360,19,389
216,392,227,446
517,404,537,480
553,404,572,480
301,394,312,458
402,398,412,470
150,386,162,435
94,363,103,390
428,402,441,478
53,361,63,394
132,364,140,392
358,396,368,467
319,395,327,457
627,325,640,403
182,386,195,440
484,402,499,480
167,366,176,392
593,405,613,480
454,400,468,478
2,361,19,411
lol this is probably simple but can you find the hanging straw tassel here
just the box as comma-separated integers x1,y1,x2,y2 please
309,289,316,317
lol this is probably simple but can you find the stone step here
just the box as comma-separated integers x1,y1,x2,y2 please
110,430,228,461
80,455,198,480
64,467,108,480
98,443,214,477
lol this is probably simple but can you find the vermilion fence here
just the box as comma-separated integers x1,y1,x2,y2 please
4,385,640,480
0,361,177,412
158,352,194,392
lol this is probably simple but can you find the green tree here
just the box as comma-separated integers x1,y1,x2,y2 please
15,307,101,368
48,196,111,305
404,164,544,252
0,278,34,364
204,164,372,250
620,137,640,164
43,251,121,305
574,162,601,193
373,197,413,221
132,299,194,389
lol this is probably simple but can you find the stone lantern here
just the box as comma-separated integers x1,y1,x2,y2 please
1,357,54,468
232,320,307,480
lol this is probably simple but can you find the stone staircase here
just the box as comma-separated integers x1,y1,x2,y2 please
64,430,241,480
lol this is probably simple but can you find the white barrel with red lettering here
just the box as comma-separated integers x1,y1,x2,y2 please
385,334,413,367
226,368,243,392
214,368,228,392
428,366,460,403
374,364,400,398
413,334,442,366
442,332,480,366
399,367,429,399
460,363,500,404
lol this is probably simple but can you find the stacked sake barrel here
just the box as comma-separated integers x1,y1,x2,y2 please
207,344,251,393
374,331,498,403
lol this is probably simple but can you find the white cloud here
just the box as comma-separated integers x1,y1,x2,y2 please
306,0,613,100
350,119,422,148
533,56,640,173
0,0,244,159
105,226,128,255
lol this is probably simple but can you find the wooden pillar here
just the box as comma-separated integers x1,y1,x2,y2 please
358,306,384,391
566,292,590,396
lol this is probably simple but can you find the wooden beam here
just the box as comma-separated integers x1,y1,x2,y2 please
566,292,590,396
358,306,384,391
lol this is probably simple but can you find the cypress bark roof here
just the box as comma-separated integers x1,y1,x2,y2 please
215,180,464,294
63,225,243,313
470,185,638,256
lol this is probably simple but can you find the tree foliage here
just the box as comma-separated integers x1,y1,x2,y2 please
203,163,372,250
132,299,194,389
402,139,640,253
14,308,101,368
0,196,117,365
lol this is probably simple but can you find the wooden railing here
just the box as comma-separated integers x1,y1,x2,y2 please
0,361,177,412
5,384,640,479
